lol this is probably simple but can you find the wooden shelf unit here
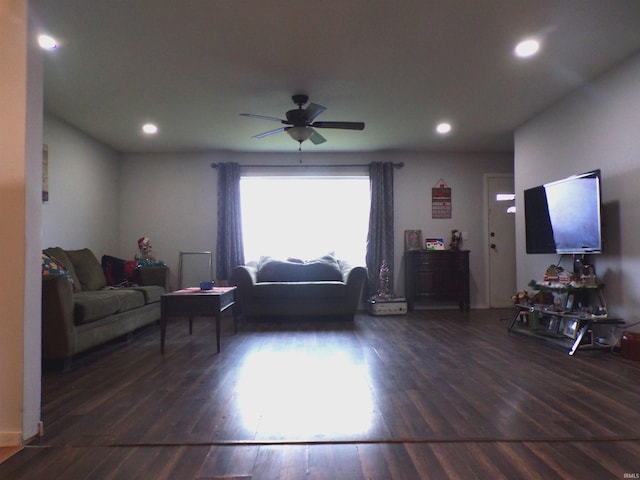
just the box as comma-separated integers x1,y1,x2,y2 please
405,250,470,310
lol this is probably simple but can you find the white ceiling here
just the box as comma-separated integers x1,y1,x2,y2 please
31,0,640,154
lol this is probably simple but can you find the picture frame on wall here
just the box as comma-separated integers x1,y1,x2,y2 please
404,229,423,251
42,144,49,202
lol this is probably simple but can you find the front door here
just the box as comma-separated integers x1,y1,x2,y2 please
487,175,516,307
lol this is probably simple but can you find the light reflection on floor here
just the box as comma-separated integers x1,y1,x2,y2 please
235,348,374,439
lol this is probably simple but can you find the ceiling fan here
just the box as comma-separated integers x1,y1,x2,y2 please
240,94,365,149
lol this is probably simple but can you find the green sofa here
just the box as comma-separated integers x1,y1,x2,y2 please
42,247,169,366
231,254,367,320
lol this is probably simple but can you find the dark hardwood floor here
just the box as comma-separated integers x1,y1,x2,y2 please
2,308,640,479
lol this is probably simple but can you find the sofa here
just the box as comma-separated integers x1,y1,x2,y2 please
231,254,367,320
42,247,169,366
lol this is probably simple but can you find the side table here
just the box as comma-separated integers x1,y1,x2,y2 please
160,286,237,354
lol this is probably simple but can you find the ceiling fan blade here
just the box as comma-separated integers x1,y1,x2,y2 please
240,113,287,123
252,127,286,139
305,103,327,122
312,121,365,130
309,129,327,145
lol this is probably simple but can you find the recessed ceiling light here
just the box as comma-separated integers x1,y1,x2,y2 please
514,38,540,58
142,123,158,135
38,34,58,50
436,122,452,135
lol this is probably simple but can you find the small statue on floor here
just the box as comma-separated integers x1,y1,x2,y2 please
374,260,394,300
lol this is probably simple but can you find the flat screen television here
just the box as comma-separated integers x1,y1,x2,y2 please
524,169,602,254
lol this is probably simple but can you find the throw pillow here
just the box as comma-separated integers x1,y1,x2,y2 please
257,254,343,282
41,253,74,286
102,255,129,286
298,258,343,281
66,248,108,291
44,247,82,291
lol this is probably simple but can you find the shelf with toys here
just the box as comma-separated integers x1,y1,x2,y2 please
508,258,622,355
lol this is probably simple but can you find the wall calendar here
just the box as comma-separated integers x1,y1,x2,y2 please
432,178,451,218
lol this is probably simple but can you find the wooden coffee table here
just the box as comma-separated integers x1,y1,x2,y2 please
160,286,237,354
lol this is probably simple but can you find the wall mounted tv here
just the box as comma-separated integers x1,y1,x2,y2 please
524,169,602,254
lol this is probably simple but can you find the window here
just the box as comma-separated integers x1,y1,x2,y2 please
240,176,370,265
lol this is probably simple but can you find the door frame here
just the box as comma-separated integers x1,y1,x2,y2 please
483,173,516,308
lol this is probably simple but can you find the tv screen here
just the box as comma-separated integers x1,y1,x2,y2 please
524,185,556,254
524,170,602,254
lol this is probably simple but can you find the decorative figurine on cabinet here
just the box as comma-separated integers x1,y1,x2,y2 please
136,236,155,262
449,229,461,250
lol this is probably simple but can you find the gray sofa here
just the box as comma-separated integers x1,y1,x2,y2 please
231,254,367,320
42,247,168,366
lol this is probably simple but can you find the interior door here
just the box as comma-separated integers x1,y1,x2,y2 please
487,175,516,307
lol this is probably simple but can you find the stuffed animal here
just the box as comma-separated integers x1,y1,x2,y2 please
135,236,155,262
511,289,529,305
135,236,166,267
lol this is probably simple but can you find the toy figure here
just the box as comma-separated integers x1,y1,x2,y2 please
135,236,166,267
135,236,155,262
449,229,461,250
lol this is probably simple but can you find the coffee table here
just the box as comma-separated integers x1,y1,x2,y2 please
160,286,237,354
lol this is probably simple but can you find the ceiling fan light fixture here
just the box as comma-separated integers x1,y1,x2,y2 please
287,126,313,143
242,95,365,148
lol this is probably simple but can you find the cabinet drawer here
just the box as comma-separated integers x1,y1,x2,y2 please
412,252,468,270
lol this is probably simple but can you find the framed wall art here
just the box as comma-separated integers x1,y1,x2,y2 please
42,144,49,202
404,229,423,251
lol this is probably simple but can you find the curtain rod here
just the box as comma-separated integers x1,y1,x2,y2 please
211,162,404,169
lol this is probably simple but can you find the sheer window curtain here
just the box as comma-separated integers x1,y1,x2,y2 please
216,162,245,280
366,162,395,297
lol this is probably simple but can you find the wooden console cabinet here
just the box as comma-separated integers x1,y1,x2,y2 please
405,250,470,310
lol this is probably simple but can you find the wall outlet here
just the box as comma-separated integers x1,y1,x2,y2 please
462,231,469,241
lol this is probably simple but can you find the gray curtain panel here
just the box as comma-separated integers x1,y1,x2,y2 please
366,162,395,297
216,162,245,280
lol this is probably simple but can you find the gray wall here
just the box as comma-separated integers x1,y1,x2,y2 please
515,52,640,330
118,151,512,306
40,122,513,308
43,113,121,254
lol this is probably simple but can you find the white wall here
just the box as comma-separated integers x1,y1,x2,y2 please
119,150,513,307
42,114,121,253
515,53,640,330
